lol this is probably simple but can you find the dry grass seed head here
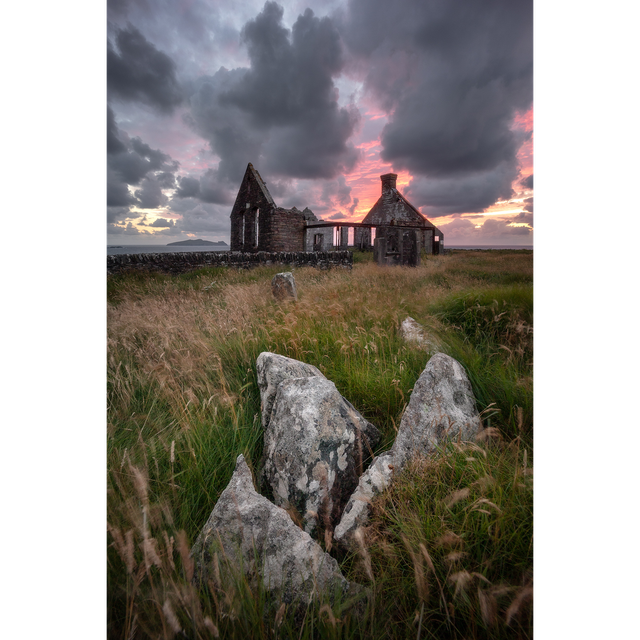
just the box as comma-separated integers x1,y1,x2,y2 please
505,586,533,626
354,527,374,582
477,587,498,627
444,488,470,509
448,571,473,598
435,531,464,548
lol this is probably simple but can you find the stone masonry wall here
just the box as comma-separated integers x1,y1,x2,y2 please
107,250,353,276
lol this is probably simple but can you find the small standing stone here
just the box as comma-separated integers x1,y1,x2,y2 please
272,272,297,300
398,316,440,352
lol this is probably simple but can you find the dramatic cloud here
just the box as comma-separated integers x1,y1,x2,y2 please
108,25,183,113
520,174,534,189
106,0,533,243
438,216,532,243
187,2,361,184
340,0,533,213
107,108,179,211
406,161,519,216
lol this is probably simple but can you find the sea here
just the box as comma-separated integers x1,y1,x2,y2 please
107,244,230,255
107,243,531,255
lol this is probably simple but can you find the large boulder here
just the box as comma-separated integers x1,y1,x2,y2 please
190,455,350,606
335,353,480,548
256,352,324,429
392,352,481,466
262,376,380,535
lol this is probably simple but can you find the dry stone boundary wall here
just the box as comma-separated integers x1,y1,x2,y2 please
107,250,353,276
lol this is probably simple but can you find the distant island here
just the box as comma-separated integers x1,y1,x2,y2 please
167,239,228,247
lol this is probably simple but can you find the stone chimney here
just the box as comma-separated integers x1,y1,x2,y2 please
380,173,398,191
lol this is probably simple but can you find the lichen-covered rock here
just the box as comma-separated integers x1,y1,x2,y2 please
256,352,324,429
335,353,480,548
262,376,380,534
191,455,350,606
271,272,297,301
333,451,395,546
392,352,480,466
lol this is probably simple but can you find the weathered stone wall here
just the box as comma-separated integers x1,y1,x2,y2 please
304,225,334,252
107,250,353,276
259,207,307,252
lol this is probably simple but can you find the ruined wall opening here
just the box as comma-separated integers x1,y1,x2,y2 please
371,227,376,245
348,227,354,246
333,226,340,247
255,208,260,248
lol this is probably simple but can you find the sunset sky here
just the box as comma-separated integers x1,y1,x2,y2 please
107,0,533,245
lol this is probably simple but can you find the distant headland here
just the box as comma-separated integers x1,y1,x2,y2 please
167,239,228,247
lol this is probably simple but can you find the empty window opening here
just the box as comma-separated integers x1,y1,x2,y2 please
255,208,260,247
333,226,340,247
246,202,250,209
434,235,440,242
348,227,354,246
241,213,245,246
371,228,376,245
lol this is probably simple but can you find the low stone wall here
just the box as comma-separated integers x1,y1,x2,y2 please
107,250,353,276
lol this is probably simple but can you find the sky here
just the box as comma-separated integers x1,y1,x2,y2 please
107,0,533,246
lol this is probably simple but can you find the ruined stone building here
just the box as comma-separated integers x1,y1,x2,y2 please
230,163,319,252
360,173,444,255
229,163,444,257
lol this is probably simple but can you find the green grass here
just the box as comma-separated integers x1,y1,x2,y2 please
107,250,533,638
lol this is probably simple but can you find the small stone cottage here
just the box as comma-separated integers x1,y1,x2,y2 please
360,173,444,255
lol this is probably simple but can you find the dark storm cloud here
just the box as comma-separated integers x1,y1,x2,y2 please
107,108,179,210
147,218,176,228
406,161,518,216
174,171,232,204
108,24,183,113
108,132,178,194
134,176,168,209
328,211,346,220
187,2,360,184
321,176,351,207
175,176,201,199
520,174,534,189
340,0,532,213
523,197,533,213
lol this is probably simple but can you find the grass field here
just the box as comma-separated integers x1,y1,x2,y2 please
107,249,533,639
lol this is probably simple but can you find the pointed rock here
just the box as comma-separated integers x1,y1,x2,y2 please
256,352,324,429
262,376,380,534
335,353,480,548
392,353,481,466
191,455,350,606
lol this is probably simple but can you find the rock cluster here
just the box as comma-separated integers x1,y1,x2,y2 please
191,348,480,608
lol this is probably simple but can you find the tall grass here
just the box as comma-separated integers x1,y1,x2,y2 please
107,250,533,638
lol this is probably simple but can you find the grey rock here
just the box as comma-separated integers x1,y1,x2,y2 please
271,272,297,301
334,353,480,548
333,451,396,547
398,316,440,352
190,454,350,606
256,352,324,429
262,376,380,534
392,352,480,466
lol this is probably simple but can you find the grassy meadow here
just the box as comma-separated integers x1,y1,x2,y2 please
107,249,533,639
